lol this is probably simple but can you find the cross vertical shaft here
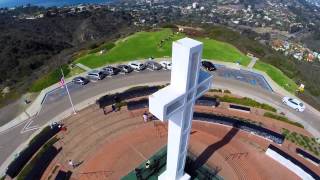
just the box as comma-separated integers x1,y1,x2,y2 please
149,38,213,180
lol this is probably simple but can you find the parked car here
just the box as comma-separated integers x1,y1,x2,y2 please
117,64,133,74
72,76,89,85
145,61,162,70
282,97,305,112
87,70,106,80
102,66,121,76
128,61,146,71
201,61,216,71
160,61,172,70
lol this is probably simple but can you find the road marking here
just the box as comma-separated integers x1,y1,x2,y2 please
20,120,39,134
0,115,38,135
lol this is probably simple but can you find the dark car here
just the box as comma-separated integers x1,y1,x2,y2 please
117,64,133,74
145,61,162,70
72,76,89,85
201,61,216,71
102,66,121,76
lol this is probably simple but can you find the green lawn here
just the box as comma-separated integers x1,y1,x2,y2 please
76,29,251,68
201,37,250,65
66,65,85,78
29,65,70,92
254,61,298,93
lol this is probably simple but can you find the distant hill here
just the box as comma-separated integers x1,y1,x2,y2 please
0,7,134,96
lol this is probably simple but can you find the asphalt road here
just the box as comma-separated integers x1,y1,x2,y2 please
0,69,319,173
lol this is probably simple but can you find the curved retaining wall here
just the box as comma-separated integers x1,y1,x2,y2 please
266,144,319,180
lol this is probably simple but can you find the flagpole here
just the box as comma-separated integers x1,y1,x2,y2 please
60,68,77,114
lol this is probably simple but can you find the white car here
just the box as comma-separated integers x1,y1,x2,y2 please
282,97,305,112
128,61,145,71
160,61,172,70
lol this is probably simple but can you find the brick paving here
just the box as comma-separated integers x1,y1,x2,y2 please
41,104,319,180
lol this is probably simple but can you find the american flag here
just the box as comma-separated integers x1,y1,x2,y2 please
59,77,65,88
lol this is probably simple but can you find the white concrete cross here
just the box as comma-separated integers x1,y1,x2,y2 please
149,38,213,180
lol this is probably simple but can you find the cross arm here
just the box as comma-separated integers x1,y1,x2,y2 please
149,86,185,121
194,70,213,99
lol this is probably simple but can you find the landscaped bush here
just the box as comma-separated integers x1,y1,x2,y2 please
6,126,61,178
282,128,320,157
196,96,219,107
127,98,148,110
216,95,277,112
96,86,161,108
209,89,223,93
223,89,231,94
264,112,304,128
115,101,128,110
194,112,284,144
17,137,59,180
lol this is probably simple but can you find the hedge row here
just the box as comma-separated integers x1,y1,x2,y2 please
6,125,61,178
264,112,304,128
96,86,161,108
216,95,277,112
194,112,284,144
17,137,59,180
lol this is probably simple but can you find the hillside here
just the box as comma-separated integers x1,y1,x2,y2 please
0,7,135,106
76,28,251,68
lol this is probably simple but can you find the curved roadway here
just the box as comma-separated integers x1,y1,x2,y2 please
0,69,319,174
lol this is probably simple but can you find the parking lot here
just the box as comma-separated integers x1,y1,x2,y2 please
42,61,273,106
215,65,273,92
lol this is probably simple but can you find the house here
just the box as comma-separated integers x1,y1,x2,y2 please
293,52,303,61
306,53,315,62
178,27,184,32
283,41,290,50
271,39,285,51
192,2,199,9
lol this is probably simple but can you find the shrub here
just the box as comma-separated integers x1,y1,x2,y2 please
217,95,276,112
264,112,304,128
17,137,59,180
281,129,320,157
223,89,231,94
115,101,127,110
209,89,223,93
6,126,60,178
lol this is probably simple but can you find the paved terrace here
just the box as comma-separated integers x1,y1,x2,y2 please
38,103,319,180
1,60,320,175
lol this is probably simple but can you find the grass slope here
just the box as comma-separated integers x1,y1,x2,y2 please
76,29,251,68
29,65,70,92
254,61,298,93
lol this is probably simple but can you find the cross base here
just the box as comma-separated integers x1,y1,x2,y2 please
158,171,190,180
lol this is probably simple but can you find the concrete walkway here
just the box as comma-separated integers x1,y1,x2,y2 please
76,63,92,71
247,57,258,69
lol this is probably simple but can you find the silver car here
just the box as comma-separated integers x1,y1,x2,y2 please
87,70,105,80
145,61,162,70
